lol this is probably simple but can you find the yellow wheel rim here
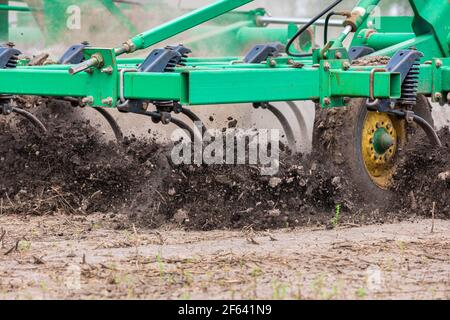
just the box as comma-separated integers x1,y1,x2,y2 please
361,111,406,189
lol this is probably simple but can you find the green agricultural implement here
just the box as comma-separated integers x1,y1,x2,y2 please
1,0,449,202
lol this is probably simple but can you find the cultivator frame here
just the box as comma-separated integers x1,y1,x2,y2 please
0,0,448,104
0,0,449,160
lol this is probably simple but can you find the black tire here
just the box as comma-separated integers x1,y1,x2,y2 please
312,95,433,204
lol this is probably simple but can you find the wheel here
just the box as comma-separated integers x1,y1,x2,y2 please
312,95,433,203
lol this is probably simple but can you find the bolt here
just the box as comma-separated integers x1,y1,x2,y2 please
101,66,113,74
102,97,114,106
435,59,443,68
81,96,94,106
288,59,304,68
342,61,351,70
269,58,277,67
323,62,331,71
335,51,342,59
323,98,331,106
434,92,443,101
389,101,396,110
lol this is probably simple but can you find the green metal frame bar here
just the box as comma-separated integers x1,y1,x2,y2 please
5,58,449,103
0,0,449,109
0,56,408,106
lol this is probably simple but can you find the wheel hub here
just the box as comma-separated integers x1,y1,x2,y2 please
373,127,394,155
361,111,404,189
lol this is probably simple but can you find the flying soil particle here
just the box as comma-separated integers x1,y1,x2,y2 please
0,99,448,230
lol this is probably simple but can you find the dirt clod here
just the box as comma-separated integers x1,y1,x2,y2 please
0,100,449,230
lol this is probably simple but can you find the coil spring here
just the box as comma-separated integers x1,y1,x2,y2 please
154,57,179,111
178,52,189,67
6,54,19,68
399,57,420,107
154,48,190,111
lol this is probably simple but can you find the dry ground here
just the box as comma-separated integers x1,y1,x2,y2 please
0,214,448,300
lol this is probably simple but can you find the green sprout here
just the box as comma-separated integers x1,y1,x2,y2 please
331,204,342,227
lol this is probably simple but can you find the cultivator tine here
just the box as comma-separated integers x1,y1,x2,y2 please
11,107,47,133
92,108,124,141
286,101,309,142
254,102,297,153
181,108,207,135
170,118,197,142
266,104,297,152
144,111,196,142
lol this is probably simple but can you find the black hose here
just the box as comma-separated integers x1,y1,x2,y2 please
324,11,337,45
286,0,343,57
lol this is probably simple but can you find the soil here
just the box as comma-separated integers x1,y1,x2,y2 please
0,98,449,300
0,100,449,231
0,214,448,299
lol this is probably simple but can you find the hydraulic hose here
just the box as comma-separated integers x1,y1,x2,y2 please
286,0,343,57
